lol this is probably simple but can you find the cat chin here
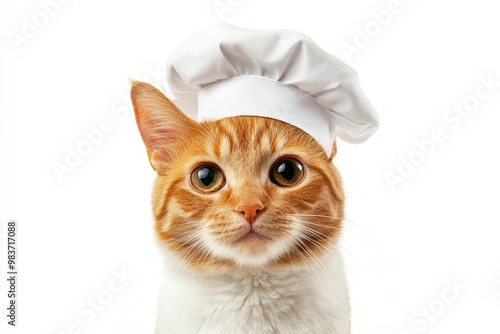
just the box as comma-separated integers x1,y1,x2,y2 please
233,230,271,244
205,235,297,269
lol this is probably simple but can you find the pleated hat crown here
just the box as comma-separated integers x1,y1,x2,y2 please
165,23,379,156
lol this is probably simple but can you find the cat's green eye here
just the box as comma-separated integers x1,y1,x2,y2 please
191,164,225,193
270,158,304,187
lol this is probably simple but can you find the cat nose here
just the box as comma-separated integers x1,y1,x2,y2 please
235,202,264,225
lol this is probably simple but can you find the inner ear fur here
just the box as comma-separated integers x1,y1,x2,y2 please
130,81,197,172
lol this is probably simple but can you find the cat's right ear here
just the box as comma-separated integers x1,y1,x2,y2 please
130,81,196,172
329,139,337,161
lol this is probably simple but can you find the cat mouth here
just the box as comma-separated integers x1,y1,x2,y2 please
233,230,271,244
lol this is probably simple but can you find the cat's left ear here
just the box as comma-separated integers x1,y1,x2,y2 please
130,81,197,172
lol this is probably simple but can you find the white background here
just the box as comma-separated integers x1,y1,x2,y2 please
1,0,500,333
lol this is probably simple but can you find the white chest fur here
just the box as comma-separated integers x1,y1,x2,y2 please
156,247,350,334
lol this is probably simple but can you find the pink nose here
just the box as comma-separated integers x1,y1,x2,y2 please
236,202,264,224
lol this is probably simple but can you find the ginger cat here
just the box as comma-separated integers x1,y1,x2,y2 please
131,81,350,334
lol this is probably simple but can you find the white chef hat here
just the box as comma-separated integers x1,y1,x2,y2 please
166,23,379,156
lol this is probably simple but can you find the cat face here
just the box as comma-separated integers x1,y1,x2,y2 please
131,82,344,274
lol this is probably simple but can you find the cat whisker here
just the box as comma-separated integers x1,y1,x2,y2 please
295,213,369,239
179,239,209,274
189,242,213,276
290,220,361,276
296,223,363,273
286,233,330,302
289,223,337,260
297,235,332,292
164,231,207,271
299,213,371,237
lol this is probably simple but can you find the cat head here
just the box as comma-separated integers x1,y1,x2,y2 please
131,81,344,274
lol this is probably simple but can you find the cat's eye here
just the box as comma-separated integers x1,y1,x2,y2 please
191,164,225,193
270,158,304,187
